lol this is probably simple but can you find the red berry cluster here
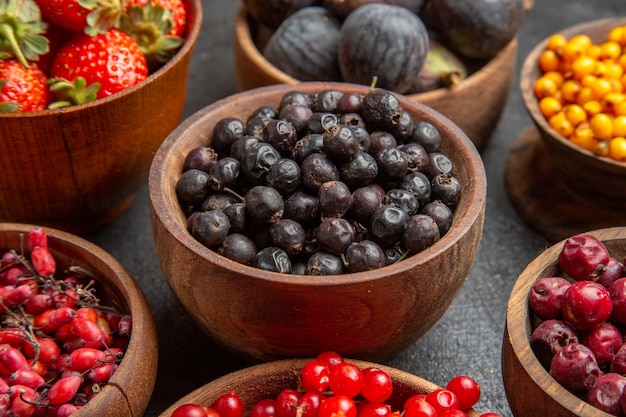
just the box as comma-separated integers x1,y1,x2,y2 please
529,233,626,415
0,227,132,416
170,352,500,417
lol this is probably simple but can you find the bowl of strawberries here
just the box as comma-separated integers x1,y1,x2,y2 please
0,0,202,234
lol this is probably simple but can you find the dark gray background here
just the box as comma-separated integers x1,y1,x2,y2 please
85,1,625,415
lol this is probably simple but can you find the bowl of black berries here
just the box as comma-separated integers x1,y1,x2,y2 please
148,81,486,362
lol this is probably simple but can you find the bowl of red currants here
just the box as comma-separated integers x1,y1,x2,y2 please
149,81,486,362
0,0,202,235
159,351,503,417
506,17,626,242
0,223,157,416
502,227,626,417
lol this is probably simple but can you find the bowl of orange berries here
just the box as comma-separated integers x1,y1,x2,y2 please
159,352,504,417
506,17,626,242
0,0,202,234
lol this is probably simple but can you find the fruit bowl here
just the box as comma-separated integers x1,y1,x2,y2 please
157,358,481,417
0,0,202,235
506,17,626,242
502,227,626,417
233,4,517,150
0,223,158,417
148,81,486,362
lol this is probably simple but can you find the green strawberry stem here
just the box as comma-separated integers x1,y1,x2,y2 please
0,0,48,67
0,22,27,67
47,77,101,108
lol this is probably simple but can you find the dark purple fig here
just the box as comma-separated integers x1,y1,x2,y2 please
408,36,467,94
244,0,321,30
419,0,525,59
263,7,342,81
338,4,429,94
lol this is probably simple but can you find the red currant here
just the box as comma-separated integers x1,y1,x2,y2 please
319,395,356,417
445,375,481,410
316,351,344,369
425,388,459,413
358,402,391,417
275,389,301,417
360,367,393,404
172,404,210,417
251,398,276,417
213,391,244,417
329,362,363,398
301,359,330,393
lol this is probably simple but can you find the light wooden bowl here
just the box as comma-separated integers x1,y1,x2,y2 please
233,4,517,150
148,81,486,363
0,0,202,235
0,223,158,417
502,227,626,417
158,358,481,417
506,18,626,242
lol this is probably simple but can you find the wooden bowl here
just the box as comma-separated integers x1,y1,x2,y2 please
148,81,486,363
502,226,626,417
506,18,626,242
158,358,481,416
0,0,202,235
233,4,517,151
0,223,158,417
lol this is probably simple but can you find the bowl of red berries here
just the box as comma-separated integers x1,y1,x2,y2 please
0,0,202,234
502,227,626,417
159,352,503,417
0,223,157,416
232,0,526,150
149,81,486,362
506,18,626,242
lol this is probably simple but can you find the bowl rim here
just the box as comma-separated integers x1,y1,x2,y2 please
233,3,519,101
149,81,487,287
520,16,626,168
0,0,203,118
504,226,626,416
0,222,158,415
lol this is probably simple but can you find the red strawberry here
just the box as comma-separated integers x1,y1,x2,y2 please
0,0,50,68
129,0,187,37
0,59,49,112
35,0,125,35
49,29,148,99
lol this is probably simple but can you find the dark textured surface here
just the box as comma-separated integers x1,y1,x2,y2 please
84,1,625,416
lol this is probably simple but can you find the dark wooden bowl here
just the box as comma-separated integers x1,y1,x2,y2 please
158,358,481,417
0,0,202,235
506,18,626,242
148,82,486,363
233,4,517,150
0,223,158,417
502,227,626,417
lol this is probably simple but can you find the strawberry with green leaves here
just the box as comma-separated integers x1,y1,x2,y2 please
0,58,48,112
49,28,148,101
34,0,123,35
0,0,49,68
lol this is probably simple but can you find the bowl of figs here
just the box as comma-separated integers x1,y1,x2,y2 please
0,0,202,234
502,227,626,417
159,352,501,417
149,81,486,362
0,223,157,416
233,0,527,150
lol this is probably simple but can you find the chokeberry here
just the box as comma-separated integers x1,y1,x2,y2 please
316,217,355,255
349,186,383,225
318,181,352,218
339,151,378,188
345,240,385,273
410,120,441,153
313,89,343,112
230,136,261,160
336,92,362,114
402,214,440,254
361,89,404,131
208,157,241,190
426,152,454,177
219,233,258,266
400,172,432,207
421,201,453,236
189,210,231,248
294,133,325,163
176,169,210,207
270,219,306,256
370,205,409,246
375,147,409,179
431,173,462,207
306,251,344,275
280,90,312,108
323,124,360,161
183,147,218,172
300,153,340,192
264,119,298,156
385,188,419,215
307,112,339,133
283,190,320,226
267,158,301,195
400,142,429,173
201,191,240,212
368,131,397,157
241,142,281,184
213,117,245,155
279,104,313,134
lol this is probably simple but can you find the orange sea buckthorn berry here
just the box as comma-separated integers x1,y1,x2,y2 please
586,44,602,60
607,78,624,94
590,77,614,100
571,55,597,80
570,34,593,50
562,41,586,63
618,54,626,71
608,26,626,47
615,100,626,116
549,111,574,138
576,87,595,107
564,104,587,126
542,70,565,87
602,92,626,114
590,113,614,140
561,79,582,102
570,132,599,152
534,76,558,99
613,115,626,137
608,137,626,161
580,74,597,89
593,140,610,157
582,99,603,117
547,33,568,54
603,60,624,80
539,96,563,118
599,41,622,60
539,49,560,72
592,60,607,78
